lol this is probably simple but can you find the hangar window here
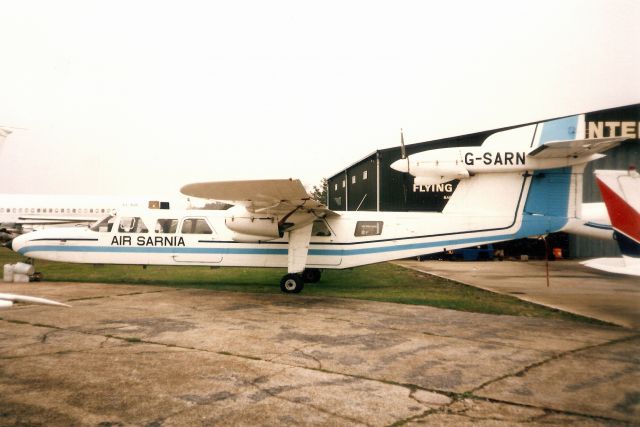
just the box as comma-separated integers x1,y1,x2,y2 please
118,217,149,233
181,218,213,234
156,219,178,234
354,221,384,237
363,170,368,180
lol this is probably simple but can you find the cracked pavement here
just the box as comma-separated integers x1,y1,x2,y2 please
0,282,638,426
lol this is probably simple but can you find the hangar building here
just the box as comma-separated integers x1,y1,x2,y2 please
327,104,640,258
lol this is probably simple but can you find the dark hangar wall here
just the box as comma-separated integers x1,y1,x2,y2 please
570,104,640,258
328,129,498,212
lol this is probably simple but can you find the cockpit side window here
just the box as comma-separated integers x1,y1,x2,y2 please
354,221,384,237
90,215,116,232
155,219,178,234
118,217,149,233
312,219,332,236
181,218,213,234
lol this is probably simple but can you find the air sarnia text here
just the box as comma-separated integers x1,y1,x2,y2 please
111,236,186,246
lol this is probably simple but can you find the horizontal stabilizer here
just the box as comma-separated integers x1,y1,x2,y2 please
581,257,640,277
528,137,629,159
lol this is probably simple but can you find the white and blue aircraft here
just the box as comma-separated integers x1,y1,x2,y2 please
7,115,630,293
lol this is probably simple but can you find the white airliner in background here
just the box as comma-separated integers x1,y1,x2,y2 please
9,114,633,293
0,127,190,242
0,194,185,243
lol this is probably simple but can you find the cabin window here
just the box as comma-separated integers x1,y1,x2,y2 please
342,179,345,188
118,217,149,233
351,175,356,184
363,170,368,180
155,219,178,234
311,219,332,236
354,221,384,237
181,218,213,234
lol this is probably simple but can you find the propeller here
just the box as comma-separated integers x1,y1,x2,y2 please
400,128,410,175
399,129,411,204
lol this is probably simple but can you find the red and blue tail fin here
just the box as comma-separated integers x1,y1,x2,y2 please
595,168,640,258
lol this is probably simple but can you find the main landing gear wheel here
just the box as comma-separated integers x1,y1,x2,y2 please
302,268,321,283
280,273,304,294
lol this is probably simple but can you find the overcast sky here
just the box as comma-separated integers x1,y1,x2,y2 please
0,0,638,197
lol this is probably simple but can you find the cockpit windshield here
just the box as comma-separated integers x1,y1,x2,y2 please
90,215,116,232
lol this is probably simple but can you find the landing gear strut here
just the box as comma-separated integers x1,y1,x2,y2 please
280,273,304,293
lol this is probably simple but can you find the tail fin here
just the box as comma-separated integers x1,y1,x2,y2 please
595,168,640,257
580,168,640,276
445,116,584,236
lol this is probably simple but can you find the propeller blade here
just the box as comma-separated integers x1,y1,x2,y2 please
400,129,410,175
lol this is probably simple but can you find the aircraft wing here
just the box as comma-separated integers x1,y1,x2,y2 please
13,216,98,225
180,179,338,216
0,293,70,309
527,137,629,159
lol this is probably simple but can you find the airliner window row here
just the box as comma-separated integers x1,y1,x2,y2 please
0,207,115,214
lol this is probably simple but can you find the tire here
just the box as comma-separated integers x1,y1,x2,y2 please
302,268,321,283
280,273,304,293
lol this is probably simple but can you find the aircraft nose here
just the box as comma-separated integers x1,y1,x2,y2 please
391,158,409,173
6,233,27,253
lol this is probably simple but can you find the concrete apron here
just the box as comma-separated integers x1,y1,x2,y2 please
396,259,640,329
0,281,638,425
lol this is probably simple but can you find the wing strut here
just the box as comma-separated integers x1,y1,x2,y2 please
279,222,314,293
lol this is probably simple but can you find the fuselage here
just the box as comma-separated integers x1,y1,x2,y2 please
11,206,532,270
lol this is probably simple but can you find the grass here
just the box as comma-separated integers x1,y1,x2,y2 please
0,247,605,324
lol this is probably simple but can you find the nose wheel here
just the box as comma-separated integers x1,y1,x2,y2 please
280,273,304,293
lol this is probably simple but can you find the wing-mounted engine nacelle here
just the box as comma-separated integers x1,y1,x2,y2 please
225,215,282,242
413,168,470,186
